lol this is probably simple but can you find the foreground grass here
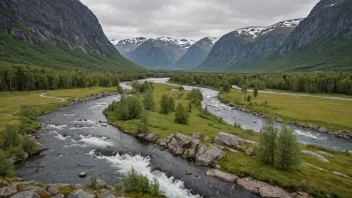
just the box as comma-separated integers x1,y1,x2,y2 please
0,86,116,131
219,89,352,131
106,82,352,198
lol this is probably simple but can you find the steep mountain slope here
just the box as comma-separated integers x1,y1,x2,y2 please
242,0,352,72
0,0,142,72
127,37,195,69
175,37,219,70
111,37,147,57
197,19,302,71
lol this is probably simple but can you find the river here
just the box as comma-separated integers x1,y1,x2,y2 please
16,85,257,198
16,78,351,198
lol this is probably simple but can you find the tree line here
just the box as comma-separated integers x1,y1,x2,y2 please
0,62,171,91
170,72,352,95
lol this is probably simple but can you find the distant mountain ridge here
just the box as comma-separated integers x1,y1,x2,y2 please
197,19,303,71
112,37,147,56
0,0,142,71
175,37,219,70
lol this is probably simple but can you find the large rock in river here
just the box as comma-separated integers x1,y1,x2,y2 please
195,146,225,166
168,133,193,155
215,132,244,147
205,169,238,183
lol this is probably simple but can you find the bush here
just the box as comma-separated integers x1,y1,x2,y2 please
223,82,231,93
22,135,38,154
175,103,189,124
0,150,15,177
7,146,26,158
116,95,142,120
234,123,242,128
122,168,160,196
160,95,175,114
188,89,203,103
138,112,149,134
247,95,252,102
258,117,278,167
143,89,155,111
0,124,22,150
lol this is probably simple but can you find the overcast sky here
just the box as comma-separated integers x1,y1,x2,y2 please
80,0,320,41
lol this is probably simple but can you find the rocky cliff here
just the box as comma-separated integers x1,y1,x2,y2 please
0,0,142,71
198,20,302,71
127,37,195,69
175,37,218,70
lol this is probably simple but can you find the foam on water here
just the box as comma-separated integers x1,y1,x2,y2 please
295,130,326,140
47,124,68,130
50,131,70,140
79,135,113,147
71,120,95,124
94,152,201,198
69,126,95,130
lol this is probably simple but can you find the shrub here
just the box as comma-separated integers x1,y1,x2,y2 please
175,103,189,124
116,95,142,120
143,89,155,111
122,168,160,196
160,95,175,114
7,146,26,158
258,117,278,167
0,124,22,150
0,150,15,177
234,123,242,128
254,86,259,97
223,82,231,93
188,89,203,103
22,135,38,154
247,95,252,102
138,112,149,134
277,125,300,170
90,175,98,189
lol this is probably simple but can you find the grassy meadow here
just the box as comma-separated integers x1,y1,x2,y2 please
106,82,352,198
219,89,352,131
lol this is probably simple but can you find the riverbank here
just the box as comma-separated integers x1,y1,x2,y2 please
218,90,352,142
105,82,352,198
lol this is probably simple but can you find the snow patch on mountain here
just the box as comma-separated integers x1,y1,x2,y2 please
110,39,119,45
156,37,196,49
235,26,267,38
117,37,147,45
260,19,303,35
207,37,220,44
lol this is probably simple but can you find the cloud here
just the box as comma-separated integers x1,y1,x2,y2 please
80,0,320,41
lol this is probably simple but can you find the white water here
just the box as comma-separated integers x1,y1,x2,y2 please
50,130,71,140
79,135,113,147
93,152,201,198
47,124,68,130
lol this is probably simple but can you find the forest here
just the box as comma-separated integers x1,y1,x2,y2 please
170,72,352,95
0,62,171,91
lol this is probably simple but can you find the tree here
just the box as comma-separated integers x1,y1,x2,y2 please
138,111,149,134
0,124,22,150
254,86,259,97
258,117,278,167
278,125,300,170
223,82,231,93
241,85,248,101
175,103,189,124
160,95,175,114
143,90,155,111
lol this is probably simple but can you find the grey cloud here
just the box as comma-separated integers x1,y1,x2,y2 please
80,0,320,40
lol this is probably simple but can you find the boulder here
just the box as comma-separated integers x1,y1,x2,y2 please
0,180,9,187
195,144,208,158
144,133,158,142
67,190,95,198
215,132,244,147
184,140,200,158
98,189,117,198
78,172,87,178
156,136,172,147
48,186,60,194
137,134,145,139
237,177,292,198
203,136,211,143
94,179,106,190
301,150,329,162
205,169,238,183
292,191,314,198
192,132,203,140
0,185,17,197
318,127,329,133
245,148,254,156
24,186,47,193
168,133,193,155
53,194,65,198
11,191,40,198
195,146,225,166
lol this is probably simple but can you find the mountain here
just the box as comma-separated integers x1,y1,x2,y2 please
0,0,142,72
246,0,352,72
111,37,147,57
175,37,219,70
198,19,302,71
127,37,195,69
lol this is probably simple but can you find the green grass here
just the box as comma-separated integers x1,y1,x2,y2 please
219,89,352,131
106,82,352,198
0,87,116,131
106,83,255,141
